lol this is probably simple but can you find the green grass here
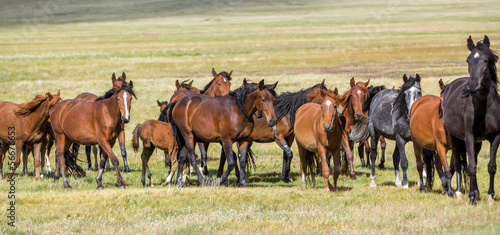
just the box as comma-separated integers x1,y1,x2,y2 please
1,0,500,233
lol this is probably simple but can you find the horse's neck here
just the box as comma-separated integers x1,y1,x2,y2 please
203,84,217,97
242,92,258,119
100,96,121,124
23,101,50,130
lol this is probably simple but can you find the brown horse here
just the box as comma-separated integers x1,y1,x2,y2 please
0,91,62,180
294,88,343,192
339,77,370,180
411,79,456,195
132,119,179,187
50,81,136,189
169,79,278,186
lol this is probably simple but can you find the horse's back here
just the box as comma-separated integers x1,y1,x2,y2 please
410,95,443,150
75,92,98,102
144,119,175,150
369,89,398,138
294,103,321,151
442,77,469,139
51,99,98,145
0,101,18,140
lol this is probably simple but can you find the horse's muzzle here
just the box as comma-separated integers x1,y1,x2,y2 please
121,115,130,123
267,119,277,127
323,123,333,132
354,113,363,121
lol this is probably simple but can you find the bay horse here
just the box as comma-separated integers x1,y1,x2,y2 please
0,91,62,180
442,35,499,204
367,74,422,188
339,77,370,180
72,72,130,172
50,81,136,189
169,79,278,186
294,88,343,192
132,119,179,187
410,79,455,195
223,80,329,183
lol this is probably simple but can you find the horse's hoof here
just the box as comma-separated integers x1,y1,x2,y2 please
456,191,463,202
151,184,155,188
239,180,248,187
378,164,385,170
395,181,402,188
63,182,72,189
369,176,376,187
301,183,306,189
97,186,104,190
282,178,292,183
350,174,357,181
119,185,126,189
403,182,409,189
488,195,494,205
124,167,130,173
342,175,348,181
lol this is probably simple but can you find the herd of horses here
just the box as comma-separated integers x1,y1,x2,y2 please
0,35,497,205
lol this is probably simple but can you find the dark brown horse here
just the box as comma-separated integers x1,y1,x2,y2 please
442,35,499,204
294,88,343,192
50,81,136,189
0,91,62,180
169,79,278,186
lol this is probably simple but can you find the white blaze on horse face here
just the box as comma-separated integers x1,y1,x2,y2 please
123,92,129,117
407,86,419,111
357,90,361,95
474,52,480,59
223,78,226,82
325,100,332,108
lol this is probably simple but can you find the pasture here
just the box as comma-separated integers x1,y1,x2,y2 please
1,0,500,233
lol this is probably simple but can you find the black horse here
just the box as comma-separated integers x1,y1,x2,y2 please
367,74,422,188
442,35,499,204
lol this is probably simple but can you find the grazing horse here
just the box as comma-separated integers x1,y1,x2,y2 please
132,119,179,187
410,79,455,195
442,35,499,204
73,72,131,172
227,80,329,183
368,74,422,188
50,82,136,189
169,79,278,186
0,91,62,180
294,88,343,192
339,77,370,180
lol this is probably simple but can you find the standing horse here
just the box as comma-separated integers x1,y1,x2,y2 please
410,79,454,195
368,74,422,188
294,88,343,192
50,82,136,189
442,35,499,204
169,79,278,186
0,91,62,180
360,86,387,169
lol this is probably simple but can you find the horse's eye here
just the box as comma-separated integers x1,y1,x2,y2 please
261,98,265,101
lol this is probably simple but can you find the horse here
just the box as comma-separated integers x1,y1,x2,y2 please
72,72,131,172
132,119,179,187
442,35,499,204
294,88,343,192
50,81,136,189
410,78,456,195
221,80,329,183
367,74,422,188
339,77,370,180
168,79,278,186
0,91,62,180
360,86,387,169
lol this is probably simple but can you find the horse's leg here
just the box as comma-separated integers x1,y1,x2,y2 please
342,134,356,180
98,139,125,189
341,144,348,180
369,133,380,187
45,138,53,174
32,143,42,180
487,135,500,204
21,145,29,176
412,141,425,192
297,144,308,189
162,146,178,187
449,136,465,201
464,131,479,204
181,132,204,185
217,148,226,179
40,140,46,178
96,150,107,190
318,146,332,192
275,134,294,183
118,129,130,173
332,148,341,189
0,142,9,180
396,134,410,188
237,141,250,187
364,139,371,167
198,142,209,176
85,146,92,170
141,146,154,187
392,144,402,187
358,142,365,168
54,136,72,189
379,136,387,170
220,140,236,186
92,145,98,171
436,144,453,197
7,140,25,180
175,147,187,186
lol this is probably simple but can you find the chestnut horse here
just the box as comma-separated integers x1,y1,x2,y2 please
294,88,343,192
442,35,500,204
0,91,62,180
50,82,136,189
169,79,278,186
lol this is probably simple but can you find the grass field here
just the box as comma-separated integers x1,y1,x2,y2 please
1,0,500,233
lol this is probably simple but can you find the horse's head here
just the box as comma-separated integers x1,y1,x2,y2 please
175,80,200,93
157,100,169,112
320,87,340,132
111,72,128,88
45,89,62,111
349,77,370,121
253,79,278,127
402,74,422,111
465,35,498,95
207,68,232,96
307,79,327,103
114,81,136,123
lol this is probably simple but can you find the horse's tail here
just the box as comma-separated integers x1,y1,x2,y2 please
245,147,257,175
304,150,319,183
132,123,142,153
64,145,86,178
167,101,185,149
422,148,435,190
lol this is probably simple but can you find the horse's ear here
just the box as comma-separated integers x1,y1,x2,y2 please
228,70,233,77
467,35,475,51
175,80,181,89
403,74,408,83
157,100,162,107
438,78,445,91
187,80,193,87
128,80,134,89
243,78,248,87
111,72,117,84
483,35,490,48
268,81,278,90
350,77,355,87
320,79,325,87
46,92,53,100
121,72,126,81
415,74,421,82
364,79,370,87
333,87,339,96
56,89,60,96
212,68,218,78
258,79,265,90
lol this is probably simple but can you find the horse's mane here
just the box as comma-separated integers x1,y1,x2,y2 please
363,85,386,112
275,83,326,125
339,89,351,110
15,95,48,117
229,82,277,117
95,83,136,101
178,80,195,91
477,42,499,88
159,102,176,122
201,71,232,94
393,77,418,121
